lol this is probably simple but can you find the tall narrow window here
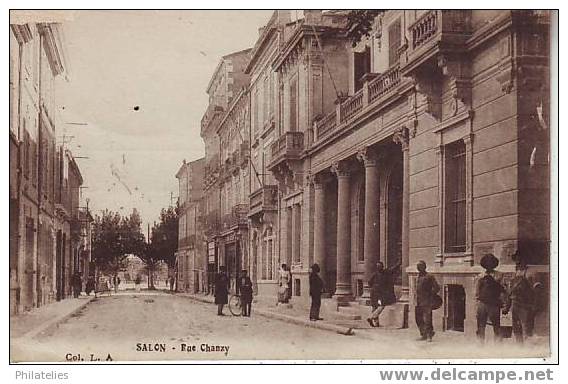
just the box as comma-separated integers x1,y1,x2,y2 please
388,18,401,67
354,46,371,92
24,128,30,179
444,140,466,253
289,78,297,132
263,76,269,126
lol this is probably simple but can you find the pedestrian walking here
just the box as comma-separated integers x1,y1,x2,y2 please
503,263,536,343
239,270,253,317
169,276,175,292
309,263,324,321
86,276,95,296
71,271,82,298
278,264,292,304
215,266,229,316
135,275,141,292
414,260,440,342
476,253,506,342
367,261,400,327
113,275,121,293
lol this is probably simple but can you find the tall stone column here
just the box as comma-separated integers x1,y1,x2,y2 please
292,203,301,264
312,174,327,291
357,148,380,300
331,161,352,302
393,126,410,302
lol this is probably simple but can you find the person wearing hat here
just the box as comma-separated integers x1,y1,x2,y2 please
476,253,506,342
367,261,401,327
414,260,440,341
503,263,535,343
309,263,324,321
214,266,229,316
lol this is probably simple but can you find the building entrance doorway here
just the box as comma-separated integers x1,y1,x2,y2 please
56,230,62,300
224,242,239,294
24,218,35,310
444,284,466,332
387,158,403,286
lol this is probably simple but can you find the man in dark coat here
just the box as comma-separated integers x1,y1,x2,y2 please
476,253,506,342
503,263,535,343
72,272,82,298
414,260,440,341
239,270,253,317
309,263,324,321
367,261,400,327
215,266,229,316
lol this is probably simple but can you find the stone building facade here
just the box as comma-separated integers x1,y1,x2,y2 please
200,49,251,294
306,10,550,334
245,10,290,298
10,22,88,315
194,10,550,336
176,158,205,293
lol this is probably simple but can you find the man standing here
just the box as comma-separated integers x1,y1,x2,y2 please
71,271,82,298
503,263,535,343
239,270,253,317
367,261,400,327
309,263,324,321
215,266,229,316
113,275,121,293
476,253,506,342
415,260,440,342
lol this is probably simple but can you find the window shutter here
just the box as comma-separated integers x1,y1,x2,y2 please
388,18,402,67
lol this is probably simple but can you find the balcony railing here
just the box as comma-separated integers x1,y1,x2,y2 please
411,11,438,50
315,110,337,139
405,10,471,63
340,89,364,121
248,185,278,217
268,131,304,170
221,204,249,230
313,64,402,143
369,64,401,103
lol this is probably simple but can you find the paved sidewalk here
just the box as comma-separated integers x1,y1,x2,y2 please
10,296,95,340
178,292,355,335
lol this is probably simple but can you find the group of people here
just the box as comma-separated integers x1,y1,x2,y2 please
212,252,542,344
214,267,253,317
475,253,541,344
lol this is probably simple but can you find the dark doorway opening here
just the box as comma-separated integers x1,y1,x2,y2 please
444,284,466,332
387,159,403,285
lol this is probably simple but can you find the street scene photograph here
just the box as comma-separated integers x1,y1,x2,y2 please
8,9,554,362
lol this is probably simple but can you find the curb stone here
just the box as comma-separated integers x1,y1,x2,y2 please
179,293,354,336
15,296,96,341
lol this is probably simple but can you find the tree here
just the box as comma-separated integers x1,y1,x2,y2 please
346,10,385,47
141,206,178,289
92,209,146,277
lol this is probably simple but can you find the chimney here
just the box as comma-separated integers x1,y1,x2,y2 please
304,10,323,24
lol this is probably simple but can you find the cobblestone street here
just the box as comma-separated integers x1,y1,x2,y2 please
11,292,549,362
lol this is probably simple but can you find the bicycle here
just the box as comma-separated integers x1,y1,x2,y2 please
228,294,242,316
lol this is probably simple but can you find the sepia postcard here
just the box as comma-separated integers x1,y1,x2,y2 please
8,9,556,363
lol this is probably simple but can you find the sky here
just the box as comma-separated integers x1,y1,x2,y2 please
54,10,274,230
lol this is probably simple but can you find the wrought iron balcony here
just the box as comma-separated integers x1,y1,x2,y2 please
248,185,278,218
267,131,304,171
